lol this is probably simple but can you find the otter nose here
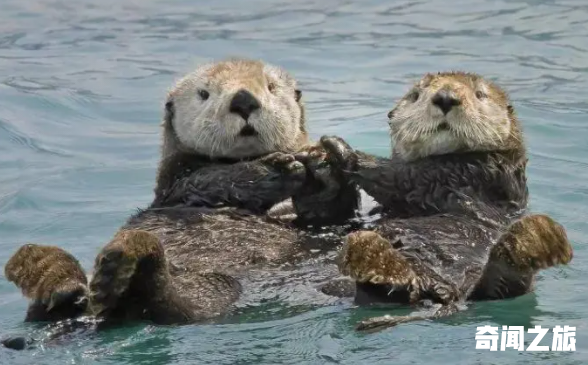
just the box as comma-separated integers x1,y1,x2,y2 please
431,89,461,115
229,89,260,121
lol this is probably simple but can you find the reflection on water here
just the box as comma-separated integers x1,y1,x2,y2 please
1,0,587,363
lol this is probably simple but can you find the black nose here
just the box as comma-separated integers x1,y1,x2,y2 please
431,89,461,115
229,89,260,121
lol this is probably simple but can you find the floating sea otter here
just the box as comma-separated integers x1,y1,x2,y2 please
3,58,359,336
315,71,573,331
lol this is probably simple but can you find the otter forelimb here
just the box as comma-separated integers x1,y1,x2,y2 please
321,136,527,217
88,229,241,325
153,152,306,214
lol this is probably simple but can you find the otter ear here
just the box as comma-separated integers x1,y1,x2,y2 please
163,100,174,126
420,74,434,88
387,109,395,119
295,89,302,102
507,104,514,115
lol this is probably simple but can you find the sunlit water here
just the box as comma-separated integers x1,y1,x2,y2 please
1,0,587,364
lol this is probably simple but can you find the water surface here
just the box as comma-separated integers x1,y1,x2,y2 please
1,0,587,364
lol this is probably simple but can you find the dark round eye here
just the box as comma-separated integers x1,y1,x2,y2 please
294,89,301,101
198,89,209,101
408,90,420,102
268,82,276,93
475,90,487,99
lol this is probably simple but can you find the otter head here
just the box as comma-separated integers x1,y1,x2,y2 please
388,72,523,161
161,58,307,160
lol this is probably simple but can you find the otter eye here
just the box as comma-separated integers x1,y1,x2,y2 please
294,89,301,102
408,90,419,102
475,90,487,100
198,89,209,101
268,82,276,93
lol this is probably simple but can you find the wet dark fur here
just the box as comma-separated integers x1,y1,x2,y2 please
315,71,573,330
335,135,529,294
321,134,571,331
3,80,360,338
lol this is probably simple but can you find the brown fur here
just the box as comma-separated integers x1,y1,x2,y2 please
390,71,525,163
339,231,417,287
312,72,573,331
348,214,573,332
3,58,359,331
490,214,572,271
4,244,88,321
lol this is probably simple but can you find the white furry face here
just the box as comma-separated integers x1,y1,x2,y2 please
389,72,514,161
167,59,305,159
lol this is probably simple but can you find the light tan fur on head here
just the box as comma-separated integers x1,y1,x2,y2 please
388,71,523,161
161,58,308,159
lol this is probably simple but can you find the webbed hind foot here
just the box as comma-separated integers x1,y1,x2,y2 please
339,231,459,304
472,214,572,300
492,214,573,271
5,244,88,322
89,230,166,318
339,231,417,289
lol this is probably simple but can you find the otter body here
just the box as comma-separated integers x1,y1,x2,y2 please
4,59,359,332
319,72,573,331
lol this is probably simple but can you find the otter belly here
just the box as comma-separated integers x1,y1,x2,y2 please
360,213,500,305
123,207,305,275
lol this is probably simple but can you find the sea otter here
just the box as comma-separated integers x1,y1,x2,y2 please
3,58,359,331
314,71,573,331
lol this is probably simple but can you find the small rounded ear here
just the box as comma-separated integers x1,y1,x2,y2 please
507,104,514,114
295,89,302,102
387,109,395,119
421,74,434,87
164,100,174,125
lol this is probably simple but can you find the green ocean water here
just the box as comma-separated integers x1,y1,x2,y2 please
0,0,587,364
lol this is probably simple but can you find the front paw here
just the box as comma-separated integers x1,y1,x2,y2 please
319,135,358,172
260,152,305,176
294,145,338,193
292,144,360,226
89,230,165,316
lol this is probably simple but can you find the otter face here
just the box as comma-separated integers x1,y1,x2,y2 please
389,72,518,161
166,59,306,159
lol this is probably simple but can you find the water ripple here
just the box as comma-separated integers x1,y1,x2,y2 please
1,0,587,364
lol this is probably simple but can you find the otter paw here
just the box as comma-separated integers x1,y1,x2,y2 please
294,144,328,169
319,135,357,172
89,230,164,316
294,145,341,194
4,244,89,321
45,279,89,312
260,152,306,177
339,231,416,287
493,214,573,271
